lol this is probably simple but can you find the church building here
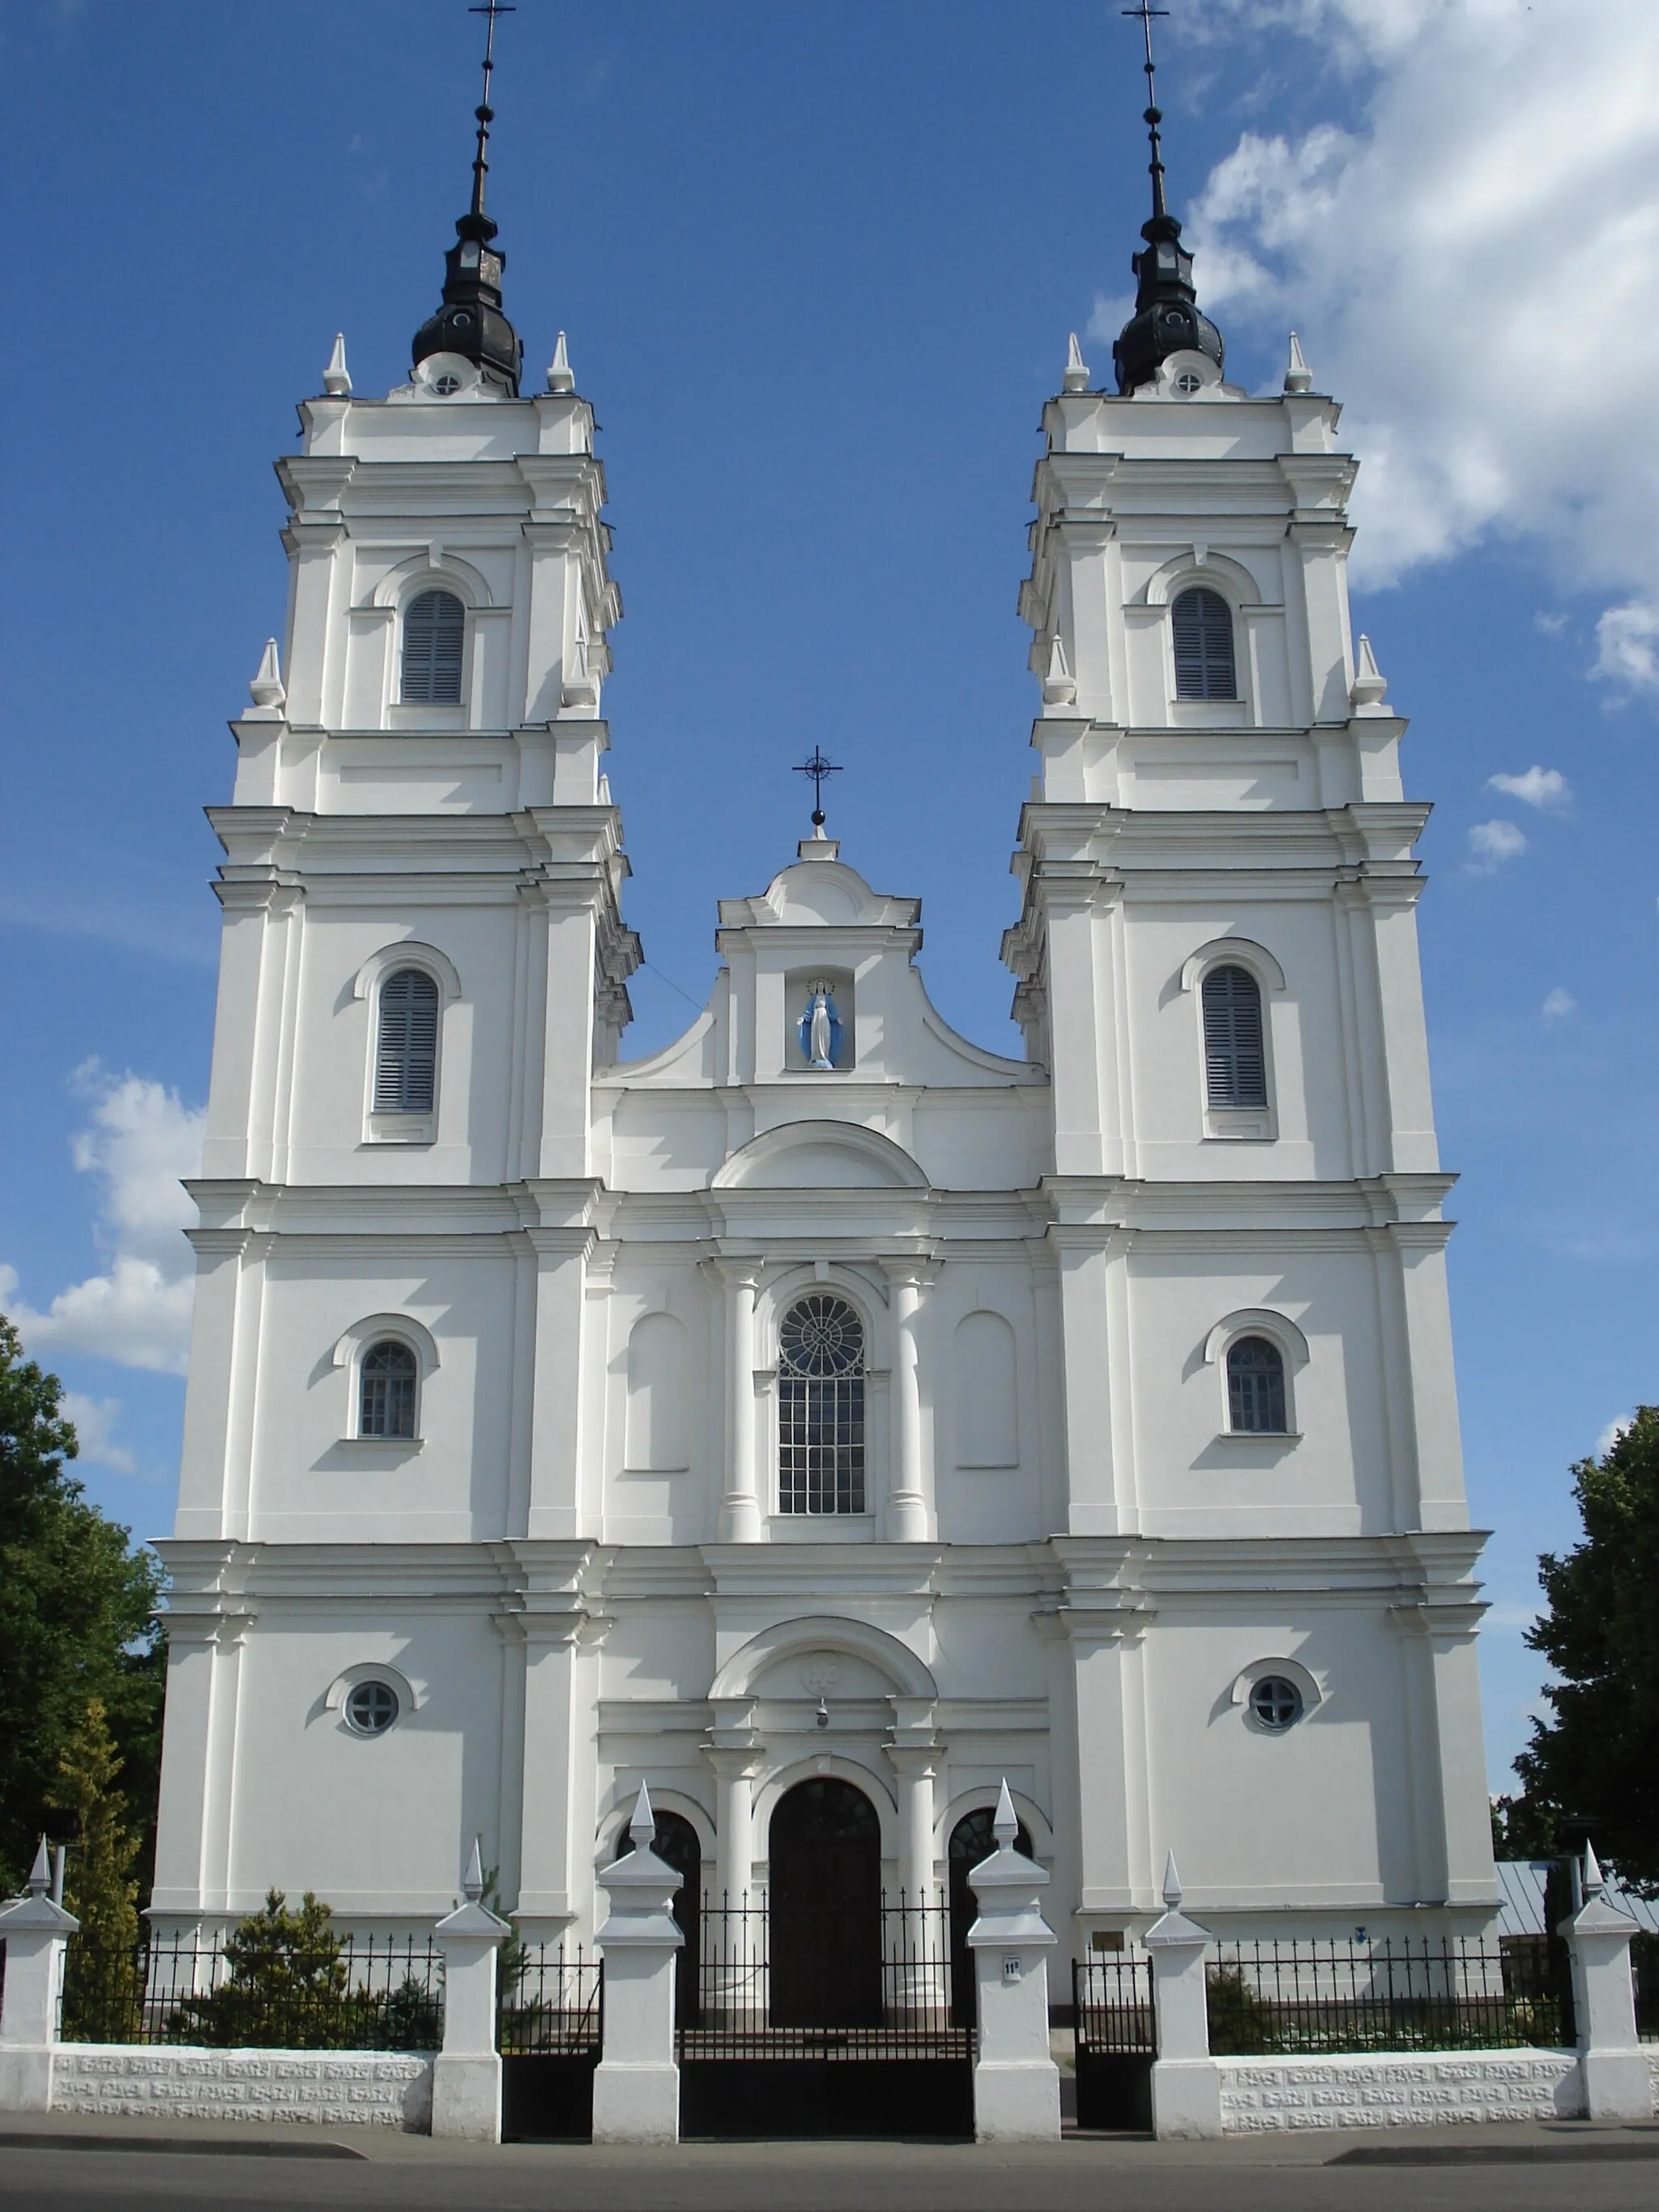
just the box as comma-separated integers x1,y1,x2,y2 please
149,45,1499,1968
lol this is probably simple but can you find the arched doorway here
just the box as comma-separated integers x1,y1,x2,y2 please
769,1778,881,2025
947,1804,1033,2028
647,1810,702,2027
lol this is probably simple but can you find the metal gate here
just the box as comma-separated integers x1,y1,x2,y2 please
498,1943,602,2142
677,1895,973,2137
1073,1954,1156,2132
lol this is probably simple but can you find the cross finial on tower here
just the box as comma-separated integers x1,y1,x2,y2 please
1122,1,1172,221
467,1,516,219
793,747,842,833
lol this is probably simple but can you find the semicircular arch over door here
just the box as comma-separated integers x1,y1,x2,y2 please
768,1778,881,2026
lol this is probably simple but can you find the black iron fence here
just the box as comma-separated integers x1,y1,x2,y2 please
1635,1933,1658,2044
58,1931,444,2051
1205,1937,1564,2055
497,1942,603,2058
1073,1955,1157,2056
676,1894,969,2061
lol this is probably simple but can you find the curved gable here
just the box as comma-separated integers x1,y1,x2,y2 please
713,1119,929,1191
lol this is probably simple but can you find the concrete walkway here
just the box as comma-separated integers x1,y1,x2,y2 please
2,2111,1659,2212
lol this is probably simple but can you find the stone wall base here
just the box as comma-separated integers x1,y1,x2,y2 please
1217,2049,1584,2133
46,2046,434,2130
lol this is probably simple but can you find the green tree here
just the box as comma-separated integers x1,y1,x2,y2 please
0,1316,166,1892
1512,1406,1659,1891
169,1890,365,2049
1490,1792,1559,1862
51,1698,143,2041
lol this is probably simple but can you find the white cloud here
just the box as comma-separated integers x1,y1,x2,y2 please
1597,1416,1631,1456
1541,988,1576,1021
1534,612,1569,637
1466,818,1526,870
1183,2,1659,693
58,1392,138,1476
0,1068,204,1376
1487,766,1569,811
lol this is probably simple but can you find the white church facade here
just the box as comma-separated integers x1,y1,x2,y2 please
149,63,1499,1963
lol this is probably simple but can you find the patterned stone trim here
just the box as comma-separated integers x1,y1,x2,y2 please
1217,2050,1584,2133
50,2047,433,2131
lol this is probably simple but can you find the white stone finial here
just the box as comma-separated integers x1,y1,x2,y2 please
1284,330,1312,394
249,637,286,710
1063,332,1090,394
1583,1840,1606,1894
629,1781,655,1852
1041,633,1078,708
1162,1849,1183,1910
323,333,352,399
1350,633,1388,710
992,1778,1019,1848
27,1835,51,1895
547,330,575,395
462,1836,485,1903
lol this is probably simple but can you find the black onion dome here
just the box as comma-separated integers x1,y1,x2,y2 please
1112,211,1225,395
412,202,522,393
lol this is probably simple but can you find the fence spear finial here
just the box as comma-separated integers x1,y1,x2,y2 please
27,1836,51,1895
992,1778,1019,1848
463,1836,485,1902
629,1780,655,1852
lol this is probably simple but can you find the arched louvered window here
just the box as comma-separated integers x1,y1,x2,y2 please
360,1339,418,1439
778,1294,865,1515
375,968,440,1114
1202,963,1267,1111
1227,1336,1287,1434
401,589,465,704
1171,585,1236,701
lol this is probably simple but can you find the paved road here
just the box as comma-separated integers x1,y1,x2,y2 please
4,2126,1659,2212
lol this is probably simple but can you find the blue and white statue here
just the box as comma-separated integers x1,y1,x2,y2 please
797,981,843,1070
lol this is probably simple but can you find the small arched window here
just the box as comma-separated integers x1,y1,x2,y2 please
778,1294,865,1515
1227,1336,1287,1434
1202,964,1266,1111
401,589,466,704
1171,586,1236,701
375,968,440,1114
360,1339,418,1438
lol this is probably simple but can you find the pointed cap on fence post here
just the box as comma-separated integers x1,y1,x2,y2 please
28,1836,51,1895
463,1836,486,1902
0,1835,78,1933
1583,1840,1605,1894
435,1837,509,1941
1145,1847,1210,1950
992,1777,1020,1848
1162,1849,1183,1910
629,1780,655,1853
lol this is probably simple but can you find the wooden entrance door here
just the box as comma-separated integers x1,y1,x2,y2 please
768,1779,881,2026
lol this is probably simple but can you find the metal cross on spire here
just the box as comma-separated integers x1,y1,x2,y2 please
1122,0,1171,219
467,0,516,217
793,747,842,831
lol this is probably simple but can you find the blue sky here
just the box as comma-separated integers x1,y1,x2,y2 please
2,0,1656,1792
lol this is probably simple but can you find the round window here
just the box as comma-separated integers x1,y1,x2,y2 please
1248,1675,1303,1731
1174,370,1202,394
343,1679,399,1737
433,373,462,396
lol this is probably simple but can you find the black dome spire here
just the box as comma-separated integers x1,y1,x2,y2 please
412,2,523,394
1111,4,1225,396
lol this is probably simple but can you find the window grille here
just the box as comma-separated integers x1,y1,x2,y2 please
1248,1675,1303,1730
1171,585,1236,700
778,1294,865,1515
1227,1336,1287,1434
360,1339,418,1438
1202,963,1267,1110
375,968,440,1114
401,589,466,703
344,1679,399,1736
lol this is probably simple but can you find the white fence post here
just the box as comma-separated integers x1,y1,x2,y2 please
0,1839,79,2114
1562,1846,1651,2122
431,1839,510,2142
1145,1852,1222,2140
592,1784,684,2145
966,1780,1060,2142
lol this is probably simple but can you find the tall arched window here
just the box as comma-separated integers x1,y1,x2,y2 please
1171,585,1236,700
374,968,440,1114
360,1339,418,1438
1227,1336,1287,1434
1201,963,1266,1110
401,589,465,704
778,1294,865,1515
